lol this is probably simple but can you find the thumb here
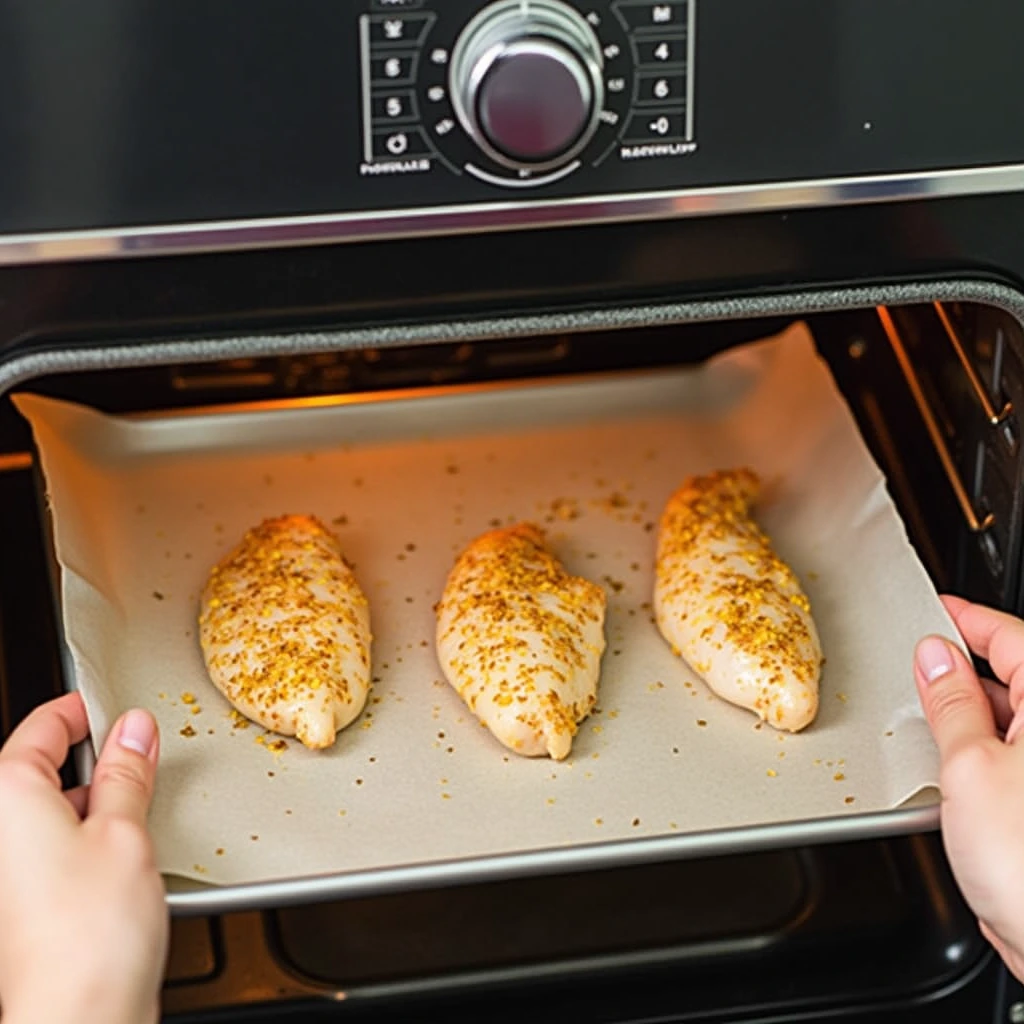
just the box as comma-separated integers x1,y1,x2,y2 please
88,709,159,828
914,635,996,763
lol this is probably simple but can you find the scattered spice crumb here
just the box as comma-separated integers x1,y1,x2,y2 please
836,693,848,703
602,575,625,594
594,817,604,826
767,768,778,777
631,817,640,827
546,798,556,806
834,772,846,781
250,835,259,841
267,771,275,778
332,514,349,526
157,692,167,700
592,725,604,734
338,810,347,818
697,719,707,727
179,724,197,738
844,796,856,805
884,730,894,737
442,792,451,800
152,591,164,601
191,706,202,716
215,848,225,857
355,778,364,786
181,692,197,705
193,864,208,875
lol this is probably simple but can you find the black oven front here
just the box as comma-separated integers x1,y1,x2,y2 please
4,1,1024,1021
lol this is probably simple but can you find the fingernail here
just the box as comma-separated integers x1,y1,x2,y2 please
117,709,156,757
916,635,954,683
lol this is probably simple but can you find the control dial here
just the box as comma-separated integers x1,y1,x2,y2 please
450,0,605,173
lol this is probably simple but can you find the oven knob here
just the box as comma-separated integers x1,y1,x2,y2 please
450,0,604,173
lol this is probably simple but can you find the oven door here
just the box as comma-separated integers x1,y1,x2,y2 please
3,235,1024,1019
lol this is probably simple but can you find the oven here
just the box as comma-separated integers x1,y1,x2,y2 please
4,1,1024,1021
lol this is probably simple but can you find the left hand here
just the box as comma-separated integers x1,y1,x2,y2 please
0,693,168,1024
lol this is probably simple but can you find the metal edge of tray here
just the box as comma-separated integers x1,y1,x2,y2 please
163,802,939,916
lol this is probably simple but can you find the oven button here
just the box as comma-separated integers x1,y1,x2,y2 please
371,126,432,160
622,108,686,141
450,0,605,172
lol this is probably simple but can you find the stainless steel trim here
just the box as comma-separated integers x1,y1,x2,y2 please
685,0,696,141
878,306,995,534
359,15,374,165
464,158,581,186
1,163,1023,268
934,301,1013,425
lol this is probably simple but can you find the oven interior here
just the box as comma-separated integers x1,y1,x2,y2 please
0,298,1019,1020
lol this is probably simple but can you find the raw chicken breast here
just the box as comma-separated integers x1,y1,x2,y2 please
436,523,606,760
199,515,371,750
654,469,822,732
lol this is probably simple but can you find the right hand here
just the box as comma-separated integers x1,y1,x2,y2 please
0,693,168,1024
914,595,1024,982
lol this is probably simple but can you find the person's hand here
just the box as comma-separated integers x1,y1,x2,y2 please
0,693,167,1024
915,595,1024,982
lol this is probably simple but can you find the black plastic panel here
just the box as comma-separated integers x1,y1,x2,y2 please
1,0,1023,233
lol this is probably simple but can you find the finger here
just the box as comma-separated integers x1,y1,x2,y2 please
940,593,972,620
915,634,997,762
64,783,90,819
0,693,89,785
980,676,1013,734
939,598,1024,705
87,709,159,829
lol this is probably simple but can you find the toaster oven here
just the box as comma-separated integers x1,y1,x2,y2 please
4,0,1024,1021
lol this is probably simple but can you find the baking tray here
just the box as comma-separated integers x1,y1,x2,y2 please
14,324,951,914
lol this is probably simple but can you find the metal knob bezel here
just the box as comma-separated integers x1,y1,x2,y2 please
450,0,605,174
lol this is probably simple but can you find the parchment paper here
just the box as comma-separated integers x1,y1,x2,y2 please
13,324,951,888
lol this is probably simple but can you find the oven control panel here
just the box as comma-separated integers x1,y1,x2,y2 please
3,0,1024,242
359,0,695,187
